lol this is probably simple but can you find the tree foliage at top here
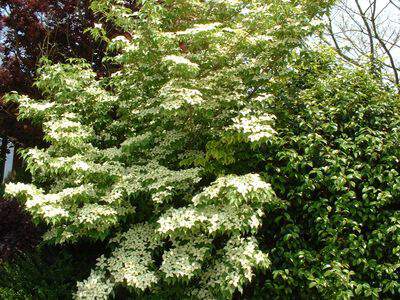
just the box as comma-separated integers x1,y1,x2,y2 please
0,0,106,95
4,0,400,299
0,0,107,148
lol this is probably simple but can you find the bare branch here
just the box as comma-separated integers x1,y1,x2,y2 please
389,0,400,10
370,0,400,86
323,0,399,89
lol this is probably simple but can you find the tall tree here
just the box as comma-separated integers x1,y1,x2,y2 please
323,0,400,90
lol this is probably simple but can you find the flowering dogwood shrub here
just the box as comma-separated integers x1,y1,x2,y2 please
5,0,400,299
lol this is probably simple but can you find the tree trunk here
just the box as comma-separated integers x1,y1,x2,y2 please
0,136,9,183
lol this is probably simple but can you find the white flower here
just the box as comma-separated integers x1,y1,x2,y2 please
112,36,130,44
176,22,222,36
229,110,276,143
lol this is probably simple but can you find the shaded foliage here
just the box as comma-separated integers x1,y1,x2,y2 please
241,51,400,299
0,197,39,261
0,242,105,299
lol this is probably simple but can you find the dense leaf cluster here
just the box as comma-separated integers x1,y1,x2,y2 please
210,51,400,299
0,244,103,300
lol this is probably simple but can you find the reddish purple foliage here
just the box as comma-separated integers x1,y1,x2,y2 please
0,0,108,147
0,0,106,95
0,198,40,261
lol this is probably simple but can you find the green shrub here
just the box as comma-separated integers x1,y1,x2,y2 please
0,244,102,300
0,252,75,299
209,50,400,299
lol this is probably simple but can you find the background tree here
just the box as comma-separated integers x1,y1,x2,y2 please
323,0,400,90
0,0,108,148
0,0,107,95
0,197,39,261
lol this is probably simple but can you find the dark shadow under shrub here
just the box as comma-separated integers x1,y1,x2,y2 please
0,242,105,300
0,198,40,261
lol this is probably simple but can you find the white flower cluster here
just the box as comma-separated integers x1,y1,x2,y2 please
75,270,114,300
158,204,264,236
5,183,69,222
17,96,55,120
160,236,212,280
163,55,200,78
43,114,93,145
192,173,275,206
75,224,161,299
158,174,277,236
163,55,197,67
175,22,222,36
192,236,270,298
229,109,276,143
5,175,133,242
159,86,204,110
115,161,201,205
111,35,130,44
75,204,118,229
